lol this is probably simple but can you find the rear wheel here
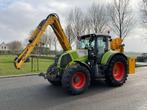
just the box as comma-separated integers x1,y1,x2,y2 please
105,55,128,87
62,64,91,95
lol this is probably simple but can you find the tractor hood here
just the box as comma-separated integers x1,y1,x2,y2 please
68,49,88,62
77,49,88,57
57,50,88,68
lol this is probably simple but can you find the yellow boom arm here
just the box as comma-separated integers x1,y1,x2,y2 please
14,13,72,69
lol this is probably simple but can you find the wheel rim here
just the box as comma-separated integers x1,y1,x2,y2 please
72,72,86,89
113,62,125,81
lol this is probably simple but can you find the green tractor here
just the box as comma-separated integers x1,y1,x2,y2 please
15,14,135,95
40,34,129,95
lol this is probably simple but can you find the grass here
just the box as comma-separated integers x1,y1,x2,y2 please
0,55,53,76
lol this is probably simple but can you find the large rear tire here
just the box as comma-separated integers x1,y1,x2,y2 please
105,55,128,87
62,64,91,95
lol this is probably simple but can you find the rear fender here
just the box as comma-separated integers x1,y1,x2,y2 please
101,51,127,65
101,51,128,72
106,53,128,66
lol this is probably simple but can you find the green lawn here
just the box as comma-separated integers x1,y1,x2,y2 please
0,55,53,76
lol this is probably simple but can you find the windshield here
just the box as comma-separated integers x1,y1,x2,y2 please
78,38,95,49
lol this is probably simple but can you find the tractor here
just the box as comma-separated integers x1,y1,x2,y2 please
14,14,135,95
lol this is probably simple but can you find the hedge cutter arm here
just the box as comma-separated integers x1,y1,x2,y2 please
14,14,71,69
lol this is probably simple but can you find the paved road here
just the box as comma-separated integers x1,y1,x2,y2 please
0,67,147,110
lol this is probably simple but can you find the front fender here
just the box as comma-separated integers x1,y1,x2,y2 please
74,61,92,73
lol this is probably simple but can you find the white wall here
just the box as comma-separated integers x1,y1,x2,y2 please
0,43,9,51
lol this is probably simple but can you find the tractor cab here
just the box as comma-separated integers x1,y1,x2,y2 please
78,34,111,63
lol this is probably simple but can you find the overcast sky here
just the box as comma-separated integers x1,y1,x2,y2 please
0,0,147,52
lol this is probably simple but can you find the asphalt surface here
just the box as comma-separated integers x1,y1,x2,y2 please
0,67,147,110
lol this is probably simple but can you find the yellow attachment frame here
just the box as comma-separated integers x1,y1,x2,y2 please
110,38,124,53
128,57,136,74
110,37,135,74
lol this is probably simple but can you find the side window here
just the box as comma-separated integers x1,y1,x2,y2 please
97,37,107,54
79,40,89,49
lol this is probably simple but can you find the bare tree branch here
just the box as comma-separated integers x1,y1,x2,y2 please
87,3,108,33
7,41,22,53
141,0,147,24
66,8,85,38
108,0,133,38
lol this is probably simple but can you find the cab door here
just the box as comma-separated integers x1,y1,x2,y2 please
96,36,108,63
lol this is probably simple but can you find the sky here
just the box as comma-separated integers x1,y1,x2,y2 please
0,0,147,52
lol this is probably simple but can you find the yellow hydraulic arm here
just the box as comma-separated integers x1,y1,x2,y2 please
14,13,72,69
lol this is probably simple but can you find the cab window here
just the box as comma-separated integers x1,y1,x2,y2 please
97,37,107,54
79,38,95,49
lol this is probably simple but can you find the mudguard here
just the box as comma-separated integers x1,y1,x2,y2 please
101,51,128,65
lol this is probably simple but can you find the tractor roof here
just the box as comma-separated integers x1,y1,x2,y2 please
78,34,111,40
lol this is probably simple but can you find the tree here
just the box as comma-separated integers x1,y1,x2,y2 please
140,0,147,41
53,37,58,54
141,0,147,24
87,3,108,33
7,41,22,53
43,31,59,54
65,8,86,44
40,31,49,47
109,0,133,39
65,24,74,43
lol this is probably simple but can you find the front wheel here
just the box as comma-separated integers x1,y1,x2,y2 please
62,64,91,95
105,55,128,87
47,64,61,86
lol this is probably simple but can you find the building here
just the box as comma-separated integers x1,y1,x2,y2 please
0,42,9,51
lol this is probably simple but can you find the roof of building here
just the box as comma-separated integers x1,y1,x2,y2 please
0,42,7,46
